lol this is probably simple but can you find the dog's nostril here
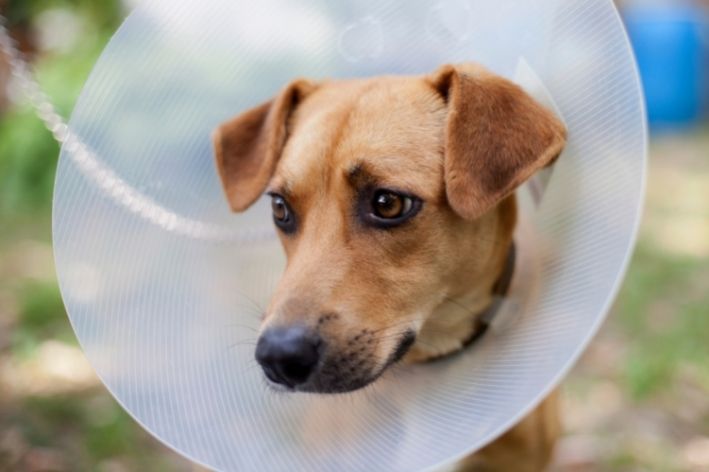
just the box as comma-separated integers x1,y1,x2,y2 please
280,359,314,383
255,325,320,388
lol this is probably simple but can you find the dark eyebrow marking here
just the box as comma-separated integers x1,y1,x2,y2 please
346,162,364,182
266,183,293,200
345,161,379,187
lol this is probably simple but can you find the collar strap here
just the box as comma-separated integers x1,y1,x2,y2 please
462,242,516,348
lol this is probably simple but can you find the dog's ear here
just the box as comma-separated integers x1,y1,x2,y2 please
430,64,566,220
212,79,316,212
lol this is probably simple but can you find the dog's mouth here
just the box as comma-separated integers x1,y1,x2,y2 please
258,329,417,394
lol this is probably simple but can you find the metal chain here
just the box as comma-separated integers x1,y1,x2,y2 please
0,15,70,142
0,14,269,244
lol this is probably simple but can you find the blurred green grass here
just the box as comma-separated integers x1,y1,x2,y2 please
1,1,119,238
12,280,71,359
618,243,709,399
1,1,707,471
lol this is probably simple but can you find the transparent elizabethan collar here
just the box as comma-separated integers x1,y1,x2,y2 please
53,0,646,471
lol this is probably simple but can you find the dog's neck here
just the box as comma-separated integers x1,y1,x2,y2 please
405,242,516,363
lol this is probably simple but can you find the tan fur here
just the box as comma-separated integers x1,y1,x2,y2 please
213,63,566,470
213,79,317,211
459,390,562,472
430,64,566,220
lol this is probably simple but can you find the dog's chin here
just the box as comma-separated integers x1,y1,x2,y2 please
262,373,380,395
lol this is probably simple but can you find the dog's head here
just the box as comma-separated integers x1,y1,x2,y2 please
213,64,565,393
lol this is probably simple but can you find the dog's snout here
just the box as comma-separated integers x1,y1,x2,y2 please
255,326,321,388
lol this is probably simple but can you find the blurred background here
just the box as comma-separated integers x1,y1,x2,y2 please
0,0,707,470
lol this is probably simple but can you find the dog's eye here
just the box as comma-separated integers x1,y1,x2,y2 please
364,189,422,228
373,191,411,219
270,194,296,233
272,196,288,221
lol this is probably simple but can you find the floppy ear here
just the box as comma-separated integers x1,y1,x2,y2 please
430,64,566,220
212,80,316,212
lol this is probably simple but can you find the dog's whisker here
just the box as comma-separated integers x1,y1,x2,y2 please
442,296,477,315
231,305,262,316
230,290,267,317
225,339,258,350
367,318,461,338
366,319,419,336
223,323,259,332
229,303,265,320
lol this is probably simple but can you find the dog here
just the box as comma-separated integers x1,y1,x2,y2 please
212,63,566,471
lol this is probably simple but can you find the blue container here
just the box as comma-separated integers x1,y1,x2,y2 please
623,5,709,129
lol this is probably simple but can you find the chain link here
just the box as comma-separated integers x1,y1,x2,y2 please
0,15,268,244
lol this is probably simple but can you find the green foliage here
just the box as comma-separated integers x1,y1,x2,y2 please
85,406,141,461
4,0,123,31
20,396,84,447
18,280,64,331
0,107,59,216
0,2,120,219
18,394,178,470
11,280,72,358
0,35,108,217
616,243,709,399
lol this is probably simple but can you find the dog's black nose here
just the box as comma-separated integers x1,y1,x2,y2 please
255,326,321,388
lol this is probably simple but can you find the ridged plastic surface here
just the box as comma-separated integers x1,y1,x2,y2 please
53,0,646,470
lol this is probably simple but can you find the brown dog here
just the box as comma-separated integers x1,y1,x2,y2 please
213,63,566,471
